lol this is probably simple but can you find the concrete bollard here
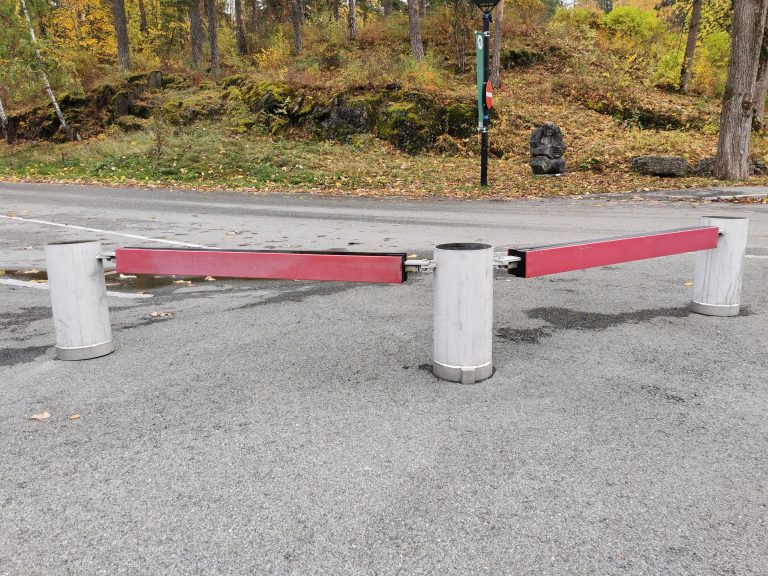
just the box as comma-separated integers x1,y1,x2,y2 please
433,243,493,384
44,240,114,360
690,216,749,317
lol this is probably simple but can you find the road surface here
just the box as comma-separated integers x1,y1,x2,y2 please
1,182,767,575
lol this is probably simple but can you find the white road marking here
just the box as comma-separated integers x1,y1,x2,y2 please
0,278,153,299
0,214,214,249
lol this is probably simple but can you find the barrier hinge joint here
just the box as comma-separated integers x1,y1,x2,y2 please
493,253,521,270
404,259,436,273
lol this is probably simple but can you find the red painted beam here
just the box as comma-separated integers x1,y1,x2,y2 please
509,226,719,278
115,248,407,284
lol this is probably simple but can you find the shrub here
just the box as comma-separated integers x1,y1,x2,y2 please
604,7,663,43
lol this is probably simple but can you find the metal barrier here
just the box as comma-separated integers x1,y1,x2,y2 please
43,216,749,383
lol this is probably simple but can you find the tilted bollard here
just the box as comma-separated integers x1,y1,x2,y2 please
690,216,749,317
432,243,493,384
44,240,114,360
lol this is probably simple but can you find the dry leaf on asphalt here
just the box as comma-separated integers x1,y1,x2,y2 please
683,281,693,287
67,414,81,420
204,276,215,281
29,412,51,421
150,311,173,318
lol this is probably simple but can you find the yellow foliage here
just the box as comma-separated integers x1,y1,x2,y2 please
47,0,116,60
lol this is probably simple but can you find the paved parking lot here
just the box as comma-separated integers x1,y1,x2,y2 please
1,183,767,575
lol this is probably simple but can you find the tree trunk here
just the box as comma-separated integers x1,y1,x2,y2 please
332,0,339,20
19,0,76,141
679,0,703,93
138,0,149,34
450,0,470,73
383,0,392,15
113,0,131,72
348,0,356,40
407,0,424,60
249,0,258,31
234,0,248,54
291,0,302,53
490,0,504,88
206,0,221,78
190,0,204,67
0,95,7,142
418,0,425,17
715,0,768,180
754,21,768,130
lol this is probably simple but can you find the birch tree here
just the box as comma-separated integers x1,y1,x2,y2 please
348,0,356,41
0,94,8,141
18,0,76,141
490,0,504,89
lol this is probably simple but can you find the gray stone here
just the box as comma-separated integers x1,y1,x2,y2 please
751,157,768,175
313,95,372,141
111,91,133,118
695,157,716,177
693,156,766,177
632,156,690,177
147,71,163,90
530,124,566,175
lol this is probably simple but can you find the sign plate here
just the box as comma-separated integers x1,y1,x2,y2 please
485,80,493,109
476,32,484,129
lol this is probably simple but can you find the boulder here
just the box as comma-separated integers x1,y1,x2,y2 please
695,156,768,177
694,157,715,177
378,92,442,155
632,156,690,177
443,103,476,138
530,124,566,175
312,95,376,141
147,71,163,90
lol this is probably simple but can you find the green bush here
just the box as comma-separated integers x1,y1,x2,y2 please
604,7,663,43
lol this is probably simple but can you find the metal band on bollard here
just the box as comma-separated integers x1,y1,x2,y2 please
432,243,493,384
44,240,114,360
690,216,749,317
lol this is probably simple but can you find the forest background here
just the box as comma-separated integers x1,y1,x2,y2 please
1,0,767,197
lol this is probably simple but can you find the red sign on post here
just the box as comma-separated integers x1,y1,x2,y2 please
485,80,493,109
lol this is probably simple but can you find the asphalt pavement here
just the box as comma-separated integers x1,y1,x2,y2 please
1,182,767,575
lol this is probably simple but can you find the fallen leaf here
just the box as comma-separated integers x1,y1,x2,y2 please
119,274,137,279
683,281,693,287
30,279,48,284
204,276,215,281
173,280,187,284
407,253,417,258
67,414,81,420
22,269,40,274
29,412,50,421
150,311,173,318
24,246,33,250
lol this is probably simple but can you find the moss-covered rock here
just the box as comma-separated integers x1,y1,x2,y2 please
443,103,476,138
378,92,443,154
158,91,225,125
311,94,380,141
239,81,295,115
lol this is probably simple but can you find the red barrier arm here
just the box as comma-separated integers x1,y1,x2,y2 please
508,226,719,278
115,248,407,284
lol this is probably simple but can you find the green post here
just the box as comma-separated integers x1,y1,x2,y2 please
475,32,484,131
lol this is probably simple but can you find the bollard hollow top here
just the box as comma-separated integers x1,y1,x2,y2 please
703,216,748,220
435,243,492,251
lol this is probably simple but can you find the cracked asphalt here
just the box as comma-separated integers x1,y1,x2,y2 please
1,182,767,575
